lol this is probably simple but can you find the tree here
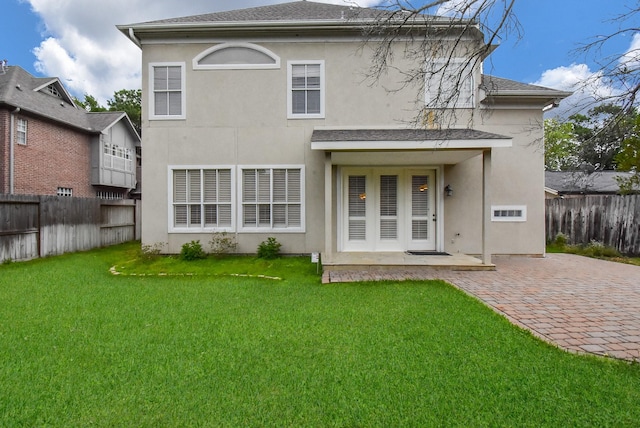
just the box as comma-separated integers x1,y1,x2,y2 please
544,118,579,171
107,89,142,135
574,4,640,117
567,104,638,170
360,0,521,127
74,94,107,112
615,112,640,193
74,90,142,135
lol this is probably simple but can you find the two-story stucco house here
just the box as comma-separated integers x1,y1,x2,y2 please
0,65,140,199
119,1,569,268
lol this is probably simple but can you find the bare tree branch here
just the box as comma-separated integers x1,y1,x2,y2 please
352,0,522,128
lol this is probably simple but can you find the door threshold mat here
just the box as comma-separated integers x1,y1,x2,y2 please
406,251,451,256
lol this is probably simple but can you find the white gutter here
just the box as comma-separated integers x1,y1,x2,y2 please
9,107,20,194
128,27,142,48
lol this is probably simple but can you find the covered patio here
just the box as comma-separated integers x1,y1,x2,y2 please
311,127,512,271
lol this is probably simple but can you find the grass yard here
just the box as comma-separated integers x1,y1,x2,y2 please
1,243,639,427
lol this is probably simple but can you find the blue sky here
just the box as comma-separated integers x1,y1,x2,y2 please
2,0,636,110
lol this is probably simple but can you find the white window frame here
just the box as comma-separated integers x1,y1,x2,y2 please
425,58,475,109
16,118,27,145
491,205,527,222
149,62,186,120
168,166,236,233
287,60,325,119
193,43,281,70
57,187,73,197
238,165,305,233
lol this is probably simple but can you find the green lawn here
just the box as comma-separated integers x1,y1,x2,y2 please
1,243,639,427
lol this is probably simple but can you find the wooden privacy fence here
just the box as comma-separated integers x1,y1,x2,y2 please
0,195,139,263
546,194,640,256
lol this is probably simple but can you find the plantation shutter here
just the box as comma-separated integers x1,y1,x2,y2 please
273,169,286,227
173,170,188,226
287,169,301,227
217,170,232,226
243,169,257,227
379,175,398,239
412,175,430,240
348,175,367,241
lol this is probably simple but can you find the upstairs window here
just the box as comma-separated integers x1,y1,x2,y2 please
425,58,475,109
288,61,324,119
16,118,27,145
193,43,280,70
150,62,185,120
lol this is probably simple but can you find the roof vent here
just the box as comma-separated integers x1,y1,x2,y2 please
15,84,22,91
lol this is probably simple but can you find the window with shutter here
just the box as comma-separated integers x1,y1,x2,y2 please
379,175,398,240
171,167,233,231
288,61,324,119
241,167,304,231
150,63,185,119
411,175,430,240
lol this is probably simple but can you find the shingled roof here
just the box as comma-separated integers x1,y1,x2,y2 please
142,1,389,25
481,75,572,99
0,66,137,136
311,128,509,143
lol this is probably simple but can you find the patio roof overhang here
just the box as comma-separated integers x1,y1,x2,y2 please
311,128,512,164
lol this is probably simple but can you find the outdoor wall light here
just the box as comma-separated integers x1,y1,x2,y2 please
445,184,453,196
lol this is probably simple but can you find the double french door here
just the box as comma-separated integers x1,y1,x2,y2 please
341,168,436,252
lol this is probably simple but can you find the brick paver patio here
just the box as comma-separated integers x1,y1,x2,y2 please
324,254,640,361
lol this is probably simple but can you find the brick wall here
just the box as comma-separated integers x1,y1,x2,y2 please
12,113,95,197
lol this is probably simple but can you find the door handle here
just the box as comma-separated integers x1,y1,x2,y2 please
432,213,437,222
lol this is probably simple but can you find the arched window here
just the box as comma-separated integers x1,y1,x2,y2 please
193,43,280,70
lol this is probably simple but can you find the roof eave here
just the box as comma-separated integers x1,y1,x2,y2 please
118,17,472,39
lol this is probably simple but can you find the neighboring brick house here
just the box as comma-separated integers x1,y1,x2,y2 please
0,65,140,199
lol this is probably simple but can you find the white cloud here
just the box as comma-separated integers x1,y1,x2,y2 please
23,0,382,104
534,63,618,117
435,0,481,17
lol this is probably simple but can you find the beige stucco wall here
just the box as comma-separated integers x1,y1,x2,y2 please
139,37,546,256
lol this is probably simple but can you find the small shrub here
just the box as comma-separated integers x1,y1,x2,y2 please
180,240,207,261
257,237,281,259
582,240,621,258
140,242,166,261
553,232,568,247
209,232,238,256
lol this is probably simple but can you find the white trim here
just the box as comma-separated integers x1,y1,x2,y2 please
193,42,281,70
312,138,512,151
237,165,306,233
287,60,325,119
168,165,236,233
16,118,27,146
149,62,186,120
491,205,527,222
337,167,442,252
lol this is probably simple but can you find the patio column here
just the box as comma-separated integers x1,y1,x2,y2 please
324,152,333,261
482,149,492,265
